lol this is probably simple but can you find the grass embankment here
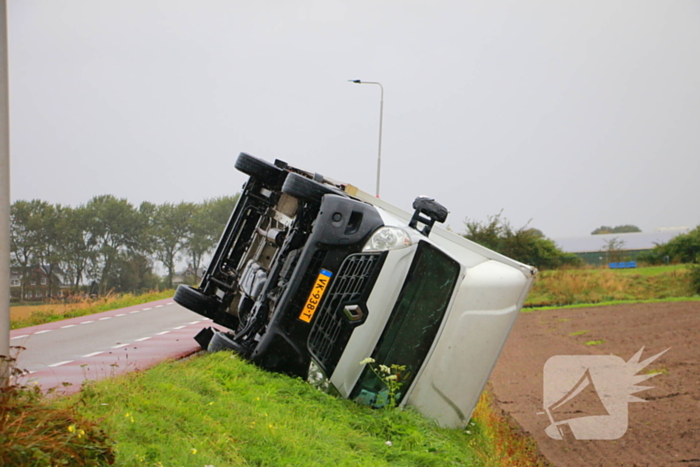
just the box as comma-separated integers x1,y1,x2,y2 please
5,351,542,467
10,290,175,330
525,264,696,308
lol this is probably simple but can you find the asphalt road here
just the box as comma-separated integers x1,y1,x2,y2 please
9,298,217,394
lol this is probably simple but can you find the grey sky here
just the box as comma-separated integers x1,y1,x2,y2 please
8,1,700,238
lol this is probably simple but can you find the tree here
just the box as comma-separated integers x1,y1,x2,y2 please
10,200,55,301
149,201,195,288
84,195,146,294
462,212,581,269
184,195,239,283
591,225,641,235
102,252,159,293
602,237,626,263
56,205,96,290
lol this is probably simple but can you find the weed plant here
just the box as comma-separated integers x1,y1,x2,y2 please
0,354,114,466
470,389,549,467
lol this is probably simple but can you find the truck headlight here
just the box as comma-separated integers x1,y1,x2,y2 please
363,227,412,252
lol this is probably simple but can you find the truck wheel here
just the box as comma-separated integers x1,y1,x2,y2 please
208,330,249,356
235,152,286,189
282,172,344,202
174,285,218,315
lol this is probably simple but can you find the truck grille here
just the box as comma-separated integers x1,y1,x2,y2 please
308,252,383,374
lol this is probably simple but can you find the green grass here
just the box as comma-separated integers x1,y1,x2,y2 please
568,330,588,336
69,352,492,467
525,265,695,308
584,340,604,346
614,264,687,276
521,295,700,313
11,290,175,329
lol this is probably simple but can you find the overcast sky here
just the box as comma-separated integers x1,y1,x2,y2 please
8,1,700,239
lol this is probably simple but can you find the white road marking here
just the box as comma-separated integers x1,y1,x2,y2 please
49,360,73,367
156,331,170,335
134,336,151,342
61,324,76,328
98,317,111,321
129,310,141,314
11,335,28,340
143,308,152,311
112,343,129,349
188,321,201,325
82,351,104,358
155,305,164,308
35,330,51,334
80,320,94,324
116,313,126,317
166,302,174,305
172,325,185,330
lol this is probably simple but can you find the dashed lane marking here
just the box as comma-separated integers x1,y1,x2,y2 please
134,336,151,342
172,325,185,330
82,351,104,358
49,360,74,367
10,335,28,340
61,324,76,328
129,310,141,314
143,308,152,311
112,343,129,349
98,317,112,321
156,331,170,335
80,320,94,324
155,305,164,308
35,330,51,334
115,313,126,317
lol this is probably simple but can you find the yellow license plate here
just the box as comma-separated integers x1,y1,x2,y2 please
299,269,333,323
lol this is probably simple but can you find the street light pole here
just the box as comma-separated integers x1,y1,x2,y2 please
349,80,383,198
0,0,10,387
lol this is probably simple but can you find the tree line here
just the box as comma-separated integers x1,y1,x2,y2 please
10,194,239,299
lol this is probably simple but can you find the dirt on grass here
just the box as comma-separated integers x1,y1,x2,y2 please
489,301,700,467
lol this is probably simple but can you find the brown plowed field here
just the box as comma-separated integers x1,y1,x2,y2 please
489,301,700,467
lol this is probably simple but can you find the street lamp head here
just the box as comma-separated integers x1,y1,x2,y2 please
349,79,362,83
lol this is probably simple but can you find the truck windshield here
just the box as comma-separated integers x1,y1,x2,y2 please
351,241,460,407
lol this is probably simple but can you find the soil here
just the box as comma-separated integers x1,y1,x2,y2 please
489,301,700,467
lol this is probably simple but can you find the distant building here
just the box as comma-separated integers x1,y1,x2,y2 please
554,228,690,266
10,265,71,301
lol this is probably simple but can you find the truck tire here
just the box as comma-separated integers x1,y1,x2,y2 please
235,152,286,190
207,330,250,355
174,285,218,315
282,172,344,203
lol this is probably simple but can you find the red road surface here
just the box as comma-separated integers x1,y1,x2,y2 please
9,298,217,395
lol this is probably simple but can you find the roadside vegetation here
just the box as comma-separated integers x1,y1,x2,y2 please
525,264,696,307
0,357,115,466
10,289,174,330
1,352,546,466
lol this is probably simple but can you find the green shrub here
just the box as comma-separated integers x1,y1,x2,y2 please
689,263,700,295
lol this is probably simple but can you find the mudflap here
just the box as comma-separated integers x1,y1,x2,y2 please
194,327,215,350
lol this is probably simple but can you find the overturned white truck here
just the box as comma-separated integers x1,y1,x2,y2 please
174,153,536,428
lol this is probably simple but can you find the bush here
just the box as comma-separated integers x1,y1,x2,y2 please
462,212,581,270
689,263,700,295
638,227,700,265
